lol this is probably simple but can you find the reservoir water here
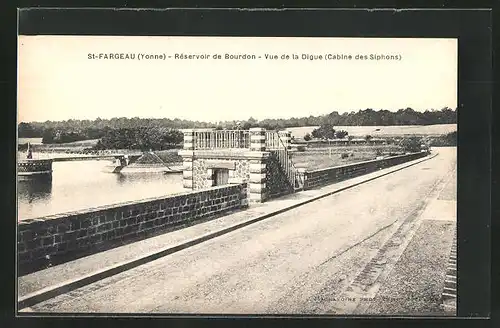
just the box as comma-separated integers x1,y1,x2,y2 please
17,153,184,221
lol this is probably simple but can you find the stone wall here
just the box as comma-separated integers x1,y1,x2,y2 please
183,151,295,202
180,148,268,203
303,152,428,190
191,158,250,190
18,183,248,274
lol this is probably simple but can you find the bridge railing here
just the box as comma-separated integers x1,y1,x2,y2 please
18,159,53,173
184,128,292,151
193,130,250,150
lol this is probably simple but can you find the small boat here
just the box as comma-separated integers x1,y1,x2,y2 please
101,164,124,173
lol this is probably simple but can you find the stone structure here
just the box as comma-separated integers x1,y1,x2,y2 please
303,152,429,190
178,128,429,204
18,183,248,273
178,128,299,203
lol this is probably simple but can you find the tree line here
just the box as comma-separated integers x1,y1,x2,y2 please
319,107,456,126
19,107,456,136
18,107,456,147
93,127,183,151
306,124,349,141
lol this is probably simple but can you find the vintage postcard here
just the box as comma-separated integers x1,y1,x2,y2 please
17,34,458,316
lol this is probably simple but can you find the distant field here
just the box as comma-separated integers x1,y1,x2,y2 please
291,145,402,171
18,138,43,144
288,124,457,139
292,151,376,170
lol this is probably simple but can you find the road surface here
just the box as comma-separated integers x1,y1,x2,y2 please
27,148,457,314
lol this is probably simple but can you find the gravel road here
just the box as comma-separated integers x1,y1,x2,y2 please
28,148,457,314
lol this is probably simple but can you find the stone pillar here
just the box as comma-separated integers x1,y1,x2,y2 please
179,129,195,190
248,155,268,203
248,128,268,202
182,129,195,150
181,157,193,189
249,127,266,151
278,130,292,149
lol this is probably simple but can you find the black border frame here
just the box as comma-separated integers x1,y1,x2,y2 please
2,4,494,328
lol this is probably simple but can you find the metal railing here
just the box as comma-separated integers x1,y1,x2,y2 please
188,128,303,190
265,131,282,150
193,130,250,150
18,159,53,173
270,132,304,190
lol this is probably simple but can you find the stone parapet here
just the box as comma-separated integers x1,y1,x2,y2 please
303,152,428,190
17,183,248,274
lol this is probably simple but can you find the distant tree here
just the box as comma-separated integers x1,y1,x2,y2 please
242,122,252,130
303,133,312,141
93,127,183,151
312,123,336,140
246,117,258,127
24,107,458,147
430,131,457,147
444,131,457,145
399,136,422,152
335,130,348,139
41,128,55,144
18,123,42,138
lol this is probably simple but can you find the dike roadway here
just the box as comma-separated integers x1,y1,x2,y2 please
19,148,456,315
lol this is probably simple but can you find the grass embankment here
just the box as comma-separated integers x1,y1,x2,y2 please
154,150,183,164
291,145,403,171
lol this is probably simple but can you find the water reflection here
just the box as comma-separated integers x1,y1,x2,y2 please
17,177,53,203
17,157,184,221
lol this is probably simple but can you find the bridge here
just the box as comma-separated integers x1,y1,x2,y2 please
49,153,142,162
18,153,144,178
17,129,456,315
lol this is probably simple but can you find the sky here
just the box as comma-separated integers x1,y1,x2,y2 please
18,36,457,123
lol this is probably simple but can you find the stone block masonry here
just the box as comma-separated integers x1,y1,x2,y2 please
303,152,428,190
18,183,248,274
178,128,296,204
